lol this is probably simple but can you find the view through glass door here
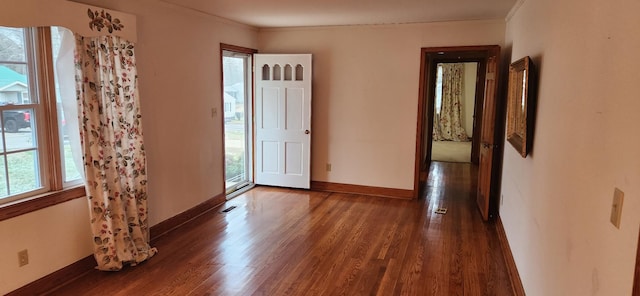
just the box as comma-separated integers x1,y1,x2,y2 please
222,50,252,194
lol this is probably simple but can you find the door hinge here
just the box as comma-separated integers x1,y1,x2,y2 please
482,143,499,149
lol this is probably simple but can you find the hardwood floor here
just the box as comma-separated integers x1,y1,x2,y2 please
48,162,513,295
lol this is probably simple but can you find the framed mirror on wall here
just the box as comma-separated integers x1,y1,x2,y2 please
506,56,537,157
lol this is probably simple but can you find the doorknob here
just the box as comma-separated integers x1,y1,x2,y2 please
305,130,310,134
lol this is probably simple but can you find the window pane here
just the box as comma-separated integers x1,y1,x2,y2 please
223,56,247,188
0,159,6,197
0,63,30,105
62,139,81,181
3,109,35,150
7,150,40,195
0,107,37,199
0,27,27,63
51,27,82,182
0,27,31,106
435,64,443,115
223,53,251,192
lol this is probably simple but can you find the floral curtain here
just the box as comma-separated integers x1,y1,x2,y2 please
74,34,156,271
433,63,469,141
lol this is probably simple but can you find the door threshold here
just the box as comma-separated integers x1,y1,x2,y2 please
226,183,256,200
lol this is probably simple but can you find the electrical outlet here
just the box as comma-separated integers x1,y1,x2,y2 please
610,188,624,229
326,163,331,172
211,107,217,117
18,249,28,267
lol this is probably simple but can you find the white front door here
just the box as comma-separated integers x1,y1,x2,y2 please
254,54,312,189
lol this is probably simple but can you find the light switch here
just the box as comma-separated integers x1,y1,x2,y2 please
610,188,624,229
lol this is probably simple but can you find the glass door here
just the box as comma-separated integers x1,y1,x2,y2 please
222,50,252,194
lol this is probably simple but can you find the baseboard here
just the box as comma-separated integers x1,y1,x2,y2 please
496,216,526,296
311,181,414,199
6,255,95,296
8,193,226,295
150,193,226,241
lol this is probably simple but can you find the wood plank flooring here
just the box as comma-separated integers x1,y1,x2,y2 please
48,162,513,295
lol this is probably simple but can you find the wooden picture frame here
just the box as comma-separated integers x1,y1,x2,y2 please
506,56,536,157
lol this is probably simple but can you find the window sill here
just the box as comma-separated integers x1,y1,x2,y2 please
0,186,86,222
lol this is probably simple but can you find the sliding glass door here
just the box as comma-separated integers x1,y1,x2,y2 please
222,50,252,194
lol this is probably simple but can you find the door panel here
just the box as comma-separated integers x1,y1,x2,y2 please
477,49,500,221
286,89,304,129
285,142,303,174
261,141,279,173
261,88,280,129
255,54,312,189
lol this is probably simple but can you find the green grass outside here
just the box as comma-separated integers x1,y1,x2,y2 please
225,129,246,182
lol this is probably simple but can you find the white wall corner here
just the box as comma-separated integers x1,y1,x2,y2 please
506,0,526,22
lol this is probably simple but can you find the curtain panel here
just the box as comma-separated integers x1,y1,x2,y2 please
433,63,469,142
0,0,152,271
74,34,156,271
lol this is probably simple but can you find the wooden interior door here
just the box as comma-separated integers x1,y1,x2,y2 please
254,54,312,189
633,227,640,296
476,48,500,221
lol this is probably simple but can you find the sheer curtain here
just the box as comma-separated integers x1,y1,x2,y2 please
433,63,469,142
56,27,84,179
57,29,156,271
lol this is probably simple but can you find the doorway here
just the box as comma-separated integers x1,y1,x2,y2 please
431,62,480,164
413,45,502,220
221,44,257,197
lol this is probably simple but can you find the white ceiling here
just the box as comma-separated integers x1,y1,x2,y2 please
160,0,517,28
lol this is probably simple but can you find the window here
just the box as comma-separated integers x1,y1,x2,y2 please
435,64,443,115
0,26,83,211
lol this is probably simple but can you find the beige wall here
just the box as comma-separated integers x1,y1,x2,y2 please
258,20,504,189
0,0,258,293
0,198,92,294
502,0,640,295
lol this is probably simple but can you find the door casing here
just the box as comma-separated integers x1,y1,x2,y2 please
634,227,640,296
